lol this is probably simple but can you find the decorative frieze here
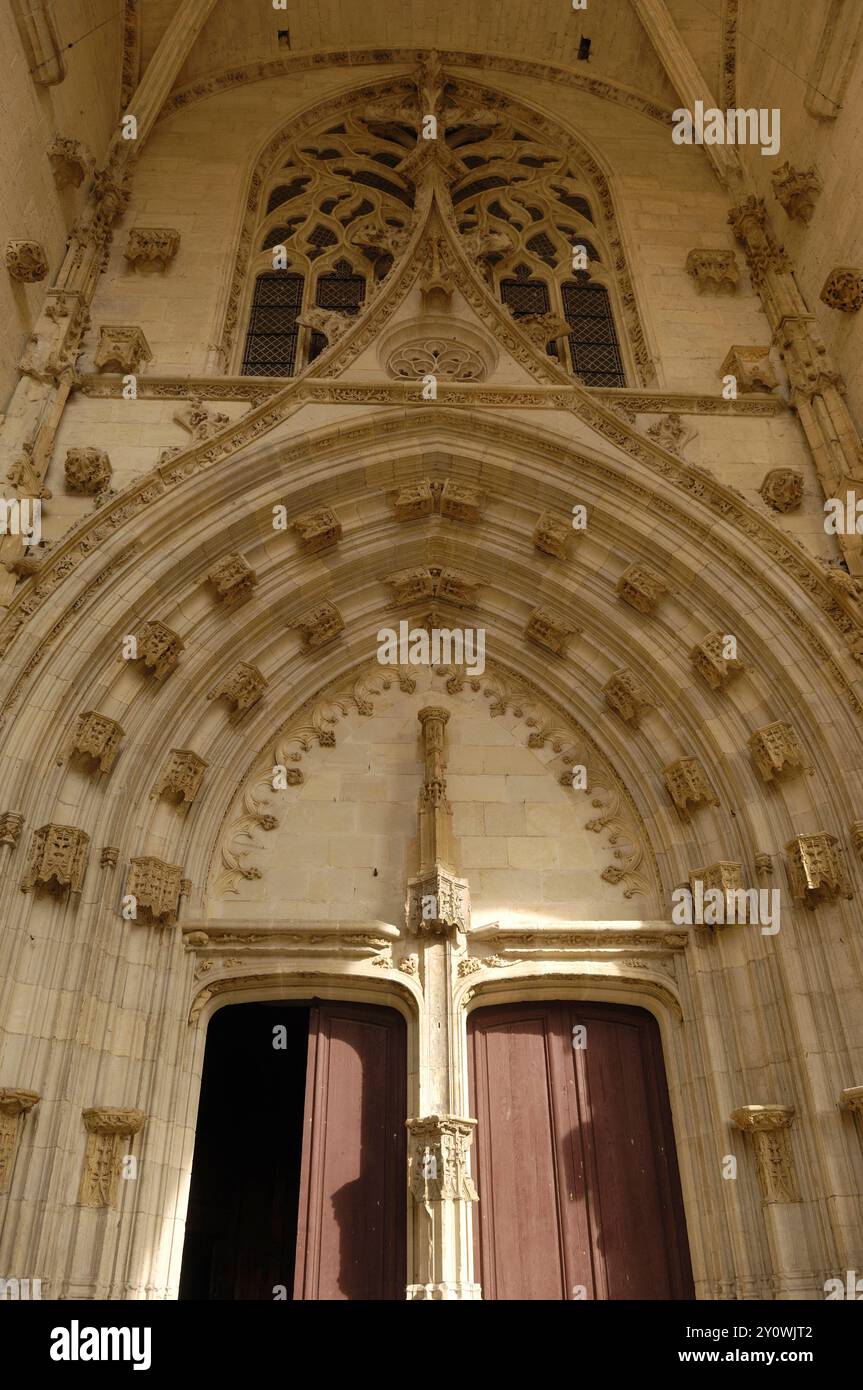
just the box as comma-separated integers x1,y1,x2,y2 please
293,601,344,650
690,631,745,690
384,566,479,609
94,325,152,373
748,722,811,783
132,620,184,680
21,824,90,894
125,857,184,926
785,833,852,907
759,468,803,513
123,228,180,271
0,813,25,848
662,758,718,815
291,507,342,553
79,1108,146,1209
64,447,112,495
5,240,48,283
685,249,739,293
525,607,576,656
439,479,483,523
0,1089,40,1194
616,563,668,615
771,163,822,224
47,134,92,189
207,662,267,715
603,668,654,726
406,867,471,937
207,553,257,605
820,266,863,313
58,711,125,773
532,512,570,560
730,1105,798,1203
719,345,778,393
151,750,208,805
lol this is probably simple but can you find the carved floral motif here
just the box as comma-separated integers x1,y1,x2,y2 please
759,468,803,512
5,241,48,283
64,448,112,495
387,338,486,382
730,1105,798,1203
820,266,863,313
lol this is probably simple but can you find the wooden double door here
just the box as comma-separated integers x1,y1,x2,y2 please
180,1001,406,1301
468,1001,694,1300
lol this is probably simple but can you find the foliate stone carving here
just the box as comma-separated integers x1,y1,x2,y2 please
616,563,668,615
820,562,863,604
510,309,571,352
47,134,93,189
21,824,90,894
291,507,341,553
748,722,811,782
407,1116,478,1203
174,397,230,443
820,266,863,313
126,857,184,926
727,197,791,285
0,1090,40,1194
440,480,482,523
94,325,152,373
151,750,208,805
771,163,822,224
406,867,471,936
759,468,804,512
525,607,576,656
603,668,653,726
64,448,112,495
384,566,479,609
5,240,48,282
207,553,257,605
387,338,486,382
133,620,184,680
79,1108,146,1209
719,345,778,393
685,249,739,294
689,861,751,924
646,413,696,457
785,833,852,907
0,813,25,848
662,758,718,815
124,228,180,270
730,1105,799,1203
533,512,570,560
207,662,267,714
59,711,125,773
293,601,344,650
297,307,353,345
393,479,435,521
690,632,745,690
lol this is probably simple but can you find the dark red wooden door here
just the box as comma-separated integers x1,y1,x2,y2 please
293,1002,406,1300
468,1001,693,1300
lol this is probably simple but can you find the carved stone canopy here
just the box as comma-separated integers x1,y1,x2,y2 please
5,240,48,283
384,565,479,609
293,601,345,650
688,861,750,925
64,447,112,495
719,345,778,393
616,563,668,615
126,857,184,926
532,512,570,560
525,607,576,656
21,823,90,895
685,248,739,294
785,833,852,908
207,553,258,605
820,266,863,313
94,325,153,374
759,468,803,512
440,479,482,523
58,711,125,774
151,750,208,805
662,758,718,815
406,867,471,937
730,1104,798,1203
407,1115,478,1203
771,162,822,224
748,721,811,782
124,228,180,271
603,668,653,725
207,661,268,714
291,507,342,553
690,631,746,690
47,134,93,189
133,620,184,680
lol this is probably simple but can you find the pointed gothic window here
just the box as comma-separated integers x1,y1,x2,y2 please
241,272,304,377
561,280,625,387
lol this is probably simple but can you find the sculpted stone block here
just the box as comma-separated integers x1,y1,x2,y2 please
392,480,434,520
730,1105,798,1203
785,833,852,907
293,601,344,650
748,722,811,782
291,507,342,553
124,228,180,271
94,325,152,373
47,134,92,189
439,479,482,523
685,249,739,293
662,758,718,815
719,345,778,393
151,750,208,805
771,163,822,224
58,711,124,773
0,1089,40,1194
759,468,803,512
603,668,653,725
21,823,90,894
207,553,257,605
406,867,471,936
820,266,863,313
616,563,668,615
133,620,184,679
525,607,576,656
533,512,570,559
5,240,48,283
207,662,267,714
384,566,479,608
79,1108,146,1209
174,397,229,443
407,1116,478,1202
690,631,745,690
126,857,184,926
64,448,112,495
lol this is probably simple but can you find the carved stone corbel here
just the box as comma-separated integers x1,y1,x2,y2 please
207,662,267,715
662,758,718,815
785,833,852,907
730,1105,799,1203
532,512,570,560
525,607,576,656
21,823,90,894
690,632,745,690
125,857,184,926
0,1089,40,1194
64,447,112,495
79,1108,146,1208
603,668,654,726
207,553,257,605
291,507,342,553
151,750,208,805
57,711,125,773
0,813,25,849
124,228,180,271
94,325,152,374
688,861,750,925
771,163,822,224
292,601,344,650
132,620,184,680
616,563,668,615
392,480,434,521
439,480,482,523
748,722,811,783
719,345,777,393
47,134,93,189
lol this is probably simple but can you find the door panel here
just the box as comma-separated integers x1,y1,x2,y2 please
468,1001,693,1301
294,1002,406,1300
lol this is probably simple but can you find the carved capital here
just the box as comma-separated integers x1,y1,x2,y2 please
690,631,745,690
685,248,739,293
771,162,822,224
58,711,125,774
0,1089,40,1195
207,553,258,605
759,468,803,512
293,601,344,650
820,266,863,313
151,750,208,805
785,833,852,907
133,620,184,680
730,1105,798,1202
5,240,48,283
662,758,718,815
532,512,570,560
748,722,811,783
124,228,180,271
64,448,112,495
21,823,90,894
94,325,152,374
126,857,184,926
616,562,668,615
719,345,778,393
291,507,342,553
525,606,576,656
79,1108,146,1209
603,668,653,726
207,661,267,714
406,867,470,937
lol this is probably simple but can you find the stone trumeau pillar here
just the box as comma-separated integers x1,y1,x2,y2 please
405,707,480,1299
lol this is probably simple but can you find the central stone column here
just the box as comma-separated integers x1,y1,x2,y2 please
405,706,480,1299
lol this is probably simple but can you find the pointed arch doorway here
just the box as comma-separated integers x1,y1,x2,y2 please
179,1000,406,1301
468,1001,694,1300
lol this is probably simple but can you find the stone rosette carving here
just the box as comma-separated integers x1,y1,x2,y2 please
47,134,93,189
719,345,777,393
730,1105,798,1203
21,824,90,894
387,337,486,382
532,512,570,560
603,668,653,726
820,266,863,313
525,607,576,656
79,1108,146,1209
406,867,471,936
293,601,344,650
133,620,184,680
126,857,184,926
685,249,739,293
64,448,112,495
748,721,811,783
0,813,25,848
207,553,257,605
0,1089,40,1194
759,468,803,512
662,758,718,815
151,750,208,805
690,632,745,690
124,228,180,271
208,662,267,715
785,833,852,907
94,325,152,373
291,507,342,553
771,163,822,224
58,711,124,773
616,563,668,615
5,240,48,283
